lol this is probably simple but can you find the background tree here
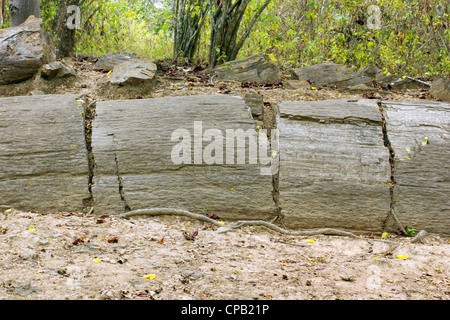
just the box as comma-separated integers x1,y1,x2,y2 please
0,0,6,25
55,0,81,57
9,0,41,26
208,0,272,68
172,0,210,61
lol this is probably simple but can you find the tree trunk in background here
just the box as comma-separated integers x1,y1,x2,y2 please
208,0,271,68
0,0,5,25
56,0,79,57
172,0,210,61
10,0,41,26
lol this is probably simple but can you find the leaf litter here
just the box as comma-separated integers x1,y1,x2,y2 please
0,209,448,300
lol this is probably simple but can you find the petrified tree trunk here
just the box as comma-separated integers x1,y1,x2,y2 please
10,0,40,27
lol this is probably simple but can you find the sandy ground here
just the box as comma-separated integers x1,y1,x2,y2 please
0,210,448,300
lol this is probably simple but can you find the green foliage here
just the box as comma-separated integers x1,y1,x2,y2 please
39,0,448,77
240,0,449,77
406,227,417,237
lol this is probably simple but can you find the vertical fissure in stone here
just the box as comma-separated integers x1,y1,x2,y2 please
111,135,131,213
377,101,406,233
82,98,96,211
263,101,282,221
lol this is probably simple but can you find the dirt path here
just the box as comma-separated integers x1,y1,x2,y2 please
1,210,448,300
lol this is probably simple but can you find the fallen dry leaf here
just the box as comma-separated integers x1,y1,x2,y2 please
183,229,199,241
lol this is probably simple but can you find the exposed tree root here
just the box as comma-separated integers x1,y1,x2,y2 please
119,208,409,244
119,208,224,227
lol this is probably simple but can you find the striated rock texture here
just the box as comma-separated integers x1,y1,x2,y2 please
95,53,138,71
430,78,450,102
0,94,91,212
41,60,77,79
380,100,450,236
92,95,278,220
0,16,55,85
289,62,373,88
278,99,391,233
212,54,281,83
98,57,158,99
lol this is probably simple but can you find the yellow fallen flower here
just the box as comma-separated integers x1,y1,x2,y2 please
144,274,156,280
305,239,315,243
93,259,102,262
396,255,408,259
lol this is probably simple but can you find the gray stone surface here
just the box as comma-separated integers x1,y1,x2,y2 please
242,92,263,118
98,57,158,99
212,54,281,83
102,57,157,86
0,94,91,212
0,16,55,85
289,63,382,89
92,95,278,220
95,53,138,71
284,80,311,90
430,78,450,102
41,60,77,79
278,99,391,233
289,62,358,87
381,100,450,236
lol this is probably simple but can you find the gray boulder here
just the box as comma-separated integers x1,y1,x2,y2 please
102,57,157,86
98,57,158,99
0,16,55,85
41,60,77,79
212,54,281,83
95,53,138,71
430,78,450,102
289,62,375,88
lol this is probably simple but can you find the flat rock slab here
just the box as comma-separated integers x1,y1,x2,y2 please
95,53,138,71
278,99,391,233
98,57,158,99
92,95,278,220
289,62,371,88
212,54,281,83
381,100,450,236
0,94,91,212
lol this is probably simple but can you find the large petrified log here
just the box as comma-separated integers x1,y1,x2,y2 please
0,94,91,212
277,99,391,233
380,100,449,236
0,16,55,85
91,95,279,220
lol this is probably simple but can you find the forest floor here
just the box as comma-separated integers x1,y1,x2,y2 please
0,210,449,300
0,57,448,300
0,56,434,104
